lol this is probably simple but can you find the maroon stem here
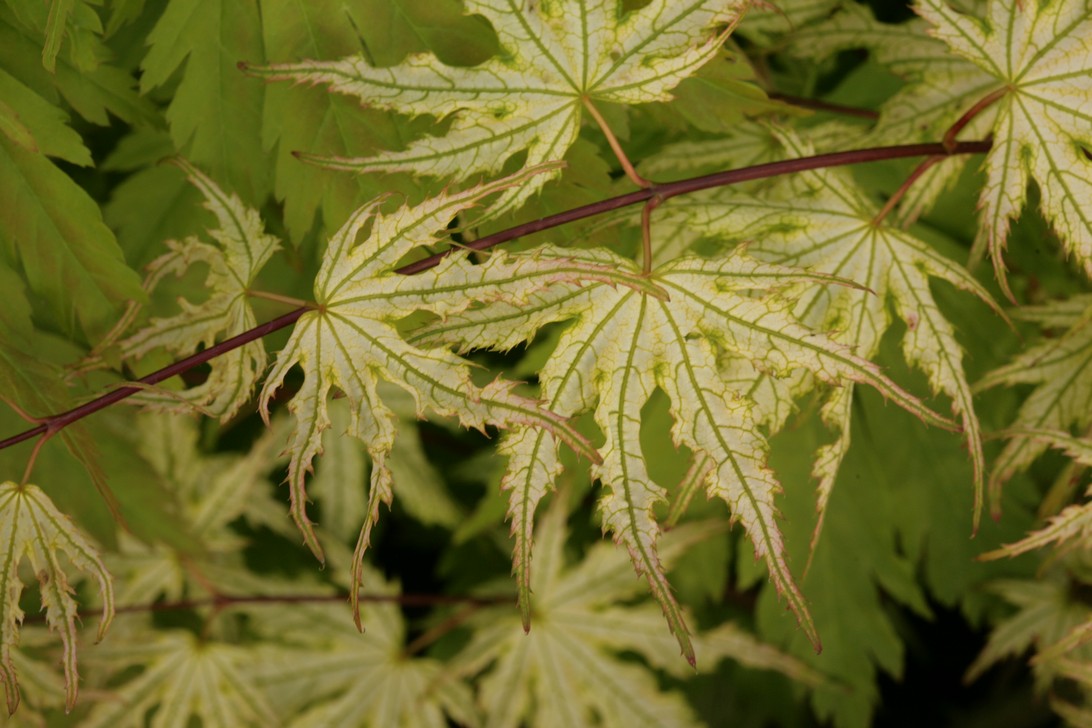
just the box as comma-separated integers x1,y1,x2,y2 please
24,591,512,623
0,140,991,452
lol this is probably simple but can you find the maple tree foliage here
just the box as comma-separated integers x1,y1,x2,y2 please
0,0,1091,726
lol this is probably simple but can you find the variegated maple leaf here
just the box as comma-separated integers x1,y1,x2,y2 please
119,158,280,421
450,496,822,727
417,243,952,661
977,295,1092,499
258,165,640,626
242,0,747,213
80,631,278,728
916,0,1092,296
788,3,997,222
107,412,288,607
0,481,113,714
249,561,479,728
659,127,1000,529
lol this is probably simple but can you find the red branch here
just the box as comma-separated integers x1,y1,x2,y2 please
0,139,992,453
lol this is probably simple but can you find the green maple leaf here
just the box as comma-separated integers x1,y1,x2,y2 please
450,498,821,727
258,165,629,626
140,0,269,203
660,126,1000,528
417,243,952,662
119,159,281,421
978,295,1092,499
916,0,1092,296
243,0,747,213
0,6,156,128
81,631,278,728
0,481,113,714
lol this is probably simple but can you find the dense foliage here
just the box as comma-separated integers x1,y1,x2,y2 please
1,0,1091,725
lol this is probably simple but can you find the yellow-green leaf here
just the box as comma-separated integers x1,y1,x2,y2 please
244,0,747,213
0,481,113,714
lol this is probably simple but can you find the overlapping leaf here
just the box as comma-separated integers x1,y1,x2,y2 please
250,562,479,728
244,0,747,213
0,52,144,341
418,241,952,661
81,631,278,728
978,295,1092,498
258,166,627,625
107,412,286,607
451,497,821,727
916,0,1092,295
140,0,269,203
0,481,113,714
659,127,999,528
119,159,280,421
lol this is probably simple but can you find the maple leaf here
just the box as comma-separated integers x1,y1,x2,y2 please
140,0,269,203
915,0,1092,296
249,561,479,728
0,481,114,714
107,412,287,607
965,575,1092,690
242,0,747,213
258,165,626,626
119,159,281,421
80,631,279,728
0,63,145,340
659,127,1000,528
977,295,1092,500
450,497,821,727
417,243,953,661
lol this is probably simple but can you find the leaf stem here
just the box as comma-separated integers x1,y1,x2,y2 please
872,155,944,225
0,140,992,453
246,289,313,308
22,591,513,623
581,95,651,189
943,87,1007,151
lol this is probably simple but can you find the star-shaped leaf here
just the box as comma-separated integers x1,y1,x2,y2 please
80,631,278,728
917,0,1092,295
258,165,622,626
119,159,281,421
243,0,746,213
451,498,821,727
660,127,1000,527
249,562,479,728
0,481,113,714
418,243,952,661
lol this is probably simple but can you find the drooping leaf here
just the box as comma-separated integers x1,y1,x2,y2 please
258,165,613,625
244,0,748,213
916,0,1092,295
0,481,113,714
118,158,280,421
418,242,954,661
660,126,999,529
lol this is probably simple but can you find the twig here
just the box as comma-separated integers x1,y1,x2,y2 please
0,140,993,453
